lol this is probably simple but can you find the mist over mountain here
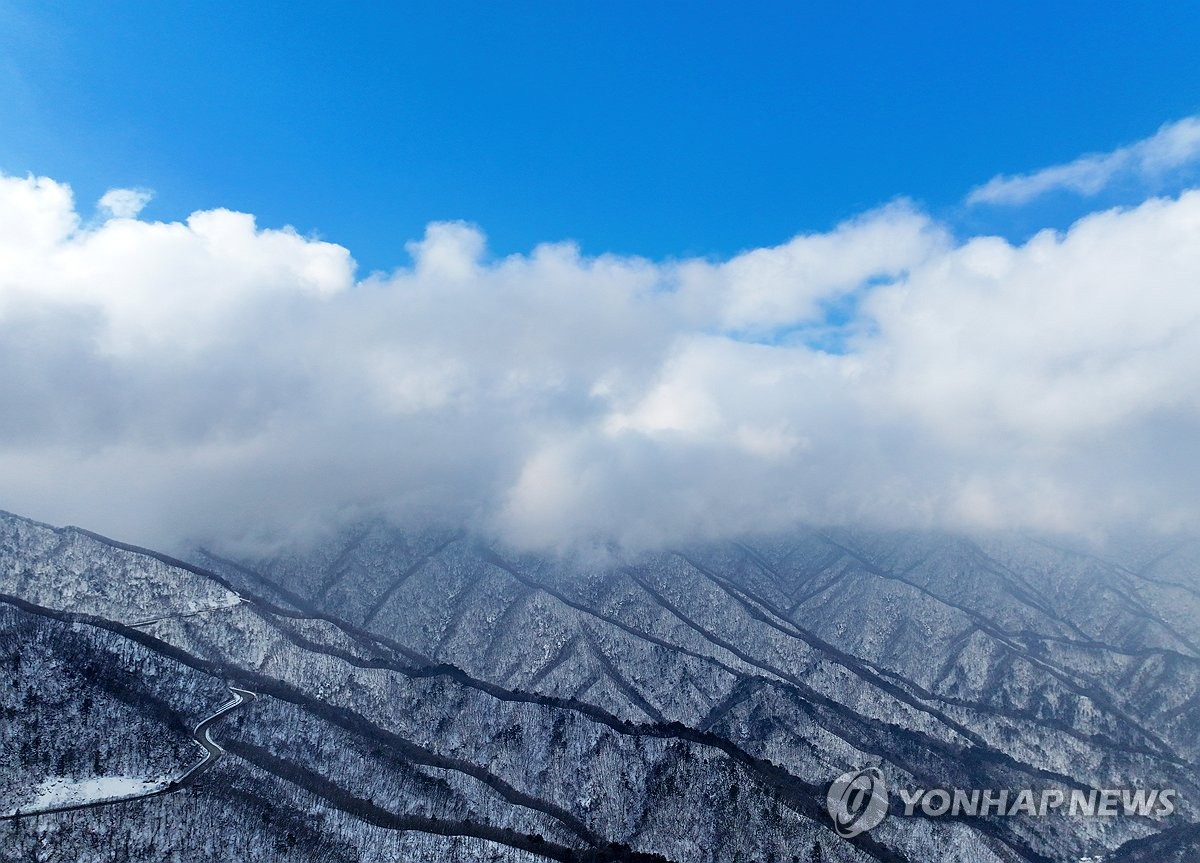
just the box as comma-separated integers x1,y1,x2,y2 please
3,169,1200,554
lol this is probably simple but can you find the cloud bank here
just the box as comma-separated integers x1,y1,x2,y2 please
1,170,1199,552
969,116,1200,205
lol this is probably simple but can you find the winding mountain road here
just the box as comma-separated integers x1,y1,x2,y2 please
1,684,256,820
172,686,256,785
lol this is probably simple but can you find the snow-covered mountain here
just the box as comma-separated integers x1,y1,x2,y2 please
2,509,1198,861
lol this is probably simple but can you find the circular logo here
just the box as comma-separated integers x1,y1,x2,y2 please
826,767,889,838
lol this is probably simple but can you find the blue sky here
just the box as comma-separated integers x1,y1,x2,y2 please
4,1,1199,272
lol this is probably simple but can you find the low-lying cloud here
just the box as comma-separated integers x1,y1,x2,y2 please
1,167,1198,553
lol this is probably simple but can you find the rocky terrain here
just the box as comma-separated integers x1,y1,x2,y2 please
2,509,1198,861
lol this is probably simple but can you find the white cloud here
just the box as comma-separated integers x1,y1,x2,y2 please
0,171,1198,552
98,187,153,219
0,181,353,357
676,201,947,333
968,116,1200,205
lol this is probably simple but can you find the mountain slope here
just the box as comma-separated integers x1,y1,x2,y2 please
2,510,1197,861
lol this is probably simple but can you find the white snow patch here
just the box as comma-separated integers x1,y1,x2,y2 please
2,775,170,816
187,591,242,613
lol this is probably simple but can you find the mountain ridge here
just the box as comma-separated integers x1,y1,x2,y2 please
2,509,1198,861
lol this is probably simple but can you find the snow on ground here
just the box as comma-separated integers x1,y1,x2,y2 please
185,591,243,613
2,775,170,816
